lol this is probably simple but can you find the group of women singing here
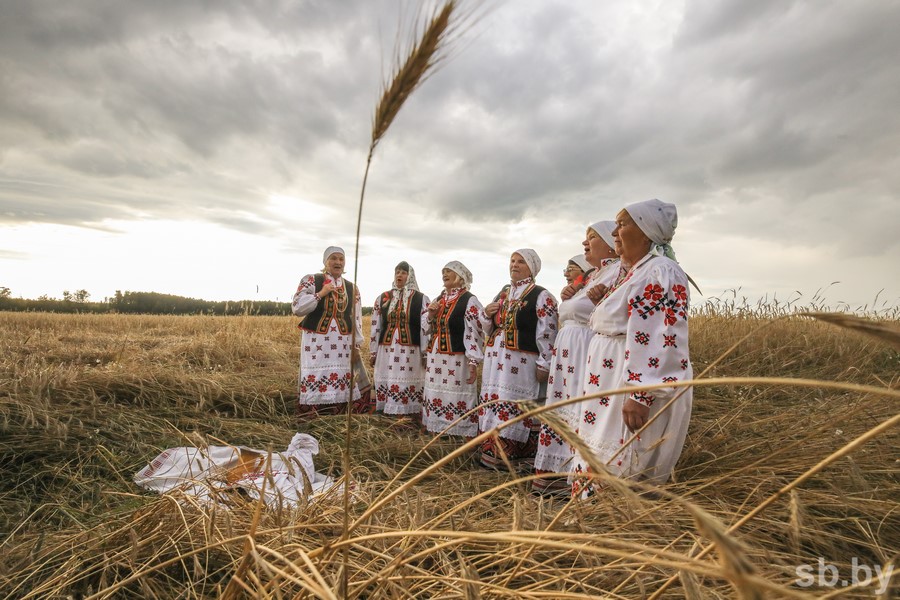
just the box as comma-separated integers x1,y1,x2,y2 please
291,198,694,494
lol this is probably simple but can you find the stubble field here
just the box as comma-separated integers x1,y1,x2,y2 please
0,309,898,598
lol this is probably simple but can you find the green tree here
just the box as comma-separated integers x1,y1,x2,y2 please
0,287,10,299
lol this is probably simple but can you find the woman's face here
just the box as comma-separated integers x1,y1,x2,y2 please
442,268,462,290
324,253,345,278
394,269,409,289
509,253,532,282
583,228,616,268
612,209,651,264
564,262,584,284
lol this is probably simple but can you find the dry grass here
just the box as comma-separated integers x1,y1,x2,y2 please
0,307,898,598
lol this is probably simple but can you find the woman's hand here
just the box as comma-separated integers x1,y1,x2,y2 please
622,398,650,433
484,302,500,318
466,364,478,384
560,283,580,300
369,352,377,367
317,281,336,300
351,346,361,363
427,299,441,319
585,283,608,305
535,366,549,384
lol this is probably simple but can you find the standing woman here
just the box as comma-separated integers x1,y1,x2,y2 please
369,261,430,419
573,199,693,491
422,261,484,437
478,249,558,469
292,246,368,418
564,254,592,286
532,222,619,493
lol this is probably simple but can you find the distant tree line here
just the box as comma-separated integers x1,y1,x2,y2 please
0,287,373,316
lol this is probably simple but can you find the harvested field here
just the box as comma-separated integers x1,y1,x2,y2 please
1,310,898,598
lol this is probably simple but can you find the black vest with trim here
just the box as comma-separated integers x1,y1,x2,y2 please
300,274,355,335
427,291,473,355
488,284,544,354
377,290,423,346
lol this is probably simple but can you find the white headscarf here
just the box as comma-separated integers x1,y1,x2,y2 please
588,221,616,250
388,261,420,312
443,261,473,289
624,199,679,262
513,248,541,280
568,254,591,273
322,246,345,263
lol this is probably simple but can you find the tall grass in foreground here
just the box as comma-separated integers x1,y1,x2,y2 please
0,307,897,598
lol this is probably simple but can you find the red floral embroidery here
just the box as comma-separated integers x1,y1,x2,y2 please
643,284,664,301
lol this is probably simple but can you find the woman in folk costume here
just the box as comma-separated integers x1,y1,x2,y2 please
292,246,370,418
478,249,559,469
563,254,592,286
531,222,620,494
572,199,693,493
369,261,430,418
422,261,485,437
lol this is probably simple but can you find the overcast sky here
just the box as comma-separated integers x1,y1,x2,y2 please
2,0,898,312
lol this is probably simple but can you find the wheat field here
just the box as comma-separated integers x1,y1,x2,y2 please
0,309,897,598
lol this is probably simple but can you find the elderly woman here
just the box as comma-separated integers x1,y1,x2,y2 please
564,254,592,286
291,246,369,418
478,249,558,469
572,199,693,491
369,262,430,419
422,261,485,437
532,222,619,494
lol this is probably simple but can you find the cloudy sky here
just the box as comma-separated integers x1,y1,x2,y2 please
2,0,898,312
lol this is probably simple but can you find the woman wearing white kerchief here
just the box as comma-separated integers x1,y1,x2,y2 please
369,261,431,418
572,199,693,492
478,249,559,469
422,261,485,437
532,221,620,494
564,254,591,285
292,246,368,418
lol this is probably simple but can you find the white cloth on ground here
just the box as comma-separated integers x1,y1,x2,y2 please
134,433,339,508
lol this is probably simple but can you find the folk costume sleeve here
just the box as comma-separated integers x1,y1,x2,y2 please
353,284,363,345
291,275,318,317
464,296,486,365
419,294,431,354
370,292,384,353
534,290,559,372
621,260,691,408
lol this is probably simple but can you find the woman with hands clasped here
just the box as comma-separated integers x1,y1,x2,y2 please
478,249,558,469
421,261,485,438
532,222,619,494
370,261,430,420
572,199,694,493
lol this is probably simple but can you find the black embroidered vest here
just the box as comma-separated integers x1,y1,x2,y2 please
377,290,423,346
488,284,544,354
300,274,355,335
427,291,473,355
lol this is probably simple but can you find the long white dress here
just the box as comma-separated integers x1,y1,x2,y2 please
292,274,363,406
422,288,485,437
534,259,619,474
478,278,558,445
370,289,431,415
572,254,693,488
